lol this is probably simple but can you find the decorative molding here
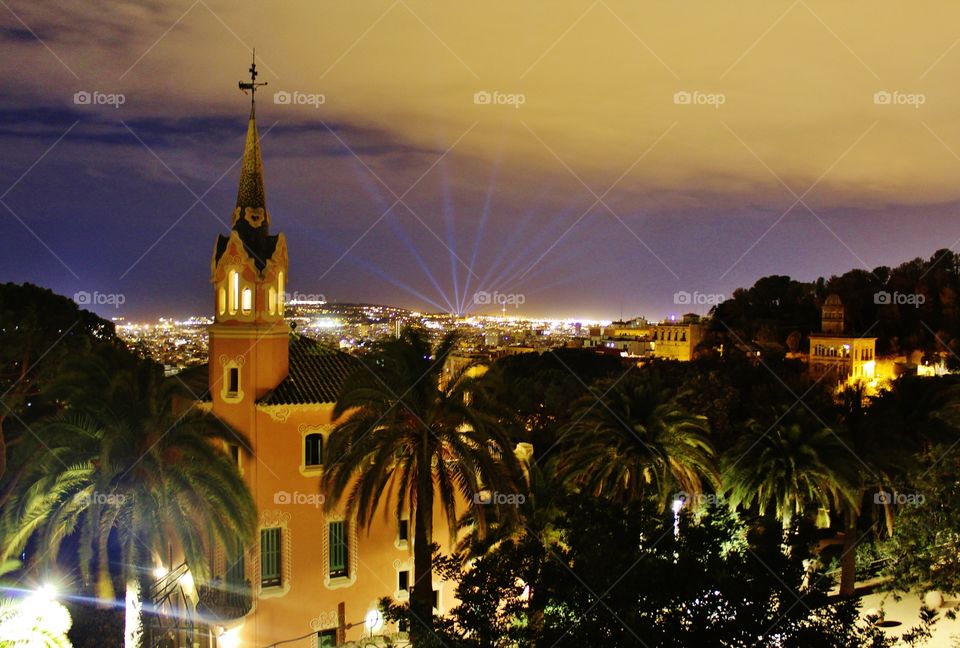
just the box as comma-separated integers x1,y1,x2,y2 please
309,610,339,632
257,512,292,600
243,206,267,229
299,424,332,476
260,509,291,528
324,516,358,590
258,403,335,421
219,357,245,404
265,406,292,423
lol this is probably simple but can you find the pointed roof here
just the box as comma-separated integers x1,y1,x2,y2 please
216,101,279,272
235,104,267,213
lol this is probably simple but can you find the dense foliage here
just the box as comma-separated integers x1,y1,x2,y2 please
710,249,960,358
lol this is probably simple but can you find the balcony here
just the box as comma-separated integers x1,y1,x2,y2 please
197,578,253,622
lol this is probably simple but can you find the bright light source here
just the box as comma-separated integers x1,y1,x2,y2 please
219,628,240,648
365,608,383,633
672,498,685,514
153,566,168,580
25,583,57,607
180,570,195,593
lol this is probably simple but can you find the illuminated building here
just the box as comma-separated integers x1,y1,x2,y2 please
650,316,705,362
808,294,877,383
182,67,459,647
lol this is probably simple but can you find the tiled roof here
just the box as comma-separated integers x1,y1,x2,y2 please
259,335,361,405
176,363,211,401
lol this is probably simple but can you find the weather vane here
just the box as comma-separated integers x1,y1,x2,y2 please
238,48,267,104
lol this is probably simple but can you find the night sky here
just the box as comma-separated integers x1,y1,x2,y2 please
3,1,960,320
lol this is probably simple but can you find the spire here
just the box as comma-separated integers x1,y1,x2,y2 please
235,107,266,212
234,50,270,236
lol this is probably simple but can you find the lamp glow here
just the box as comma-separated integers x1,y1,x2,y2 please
365,608,383,633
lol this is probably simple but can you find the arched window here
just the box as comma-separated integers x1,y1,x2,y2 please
268,287,277,315
241,286,253,314
277,271,285,313
228,270,239,315
218,287,226,316
305,433,323,467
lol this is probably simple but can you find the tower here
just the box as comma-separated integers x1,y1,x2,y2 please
209,55,289,416
821,293,844,334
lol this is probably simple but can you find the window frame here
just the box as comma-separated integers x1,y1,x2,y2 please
328,520,349,579
260,527,282,588
304,433,323,468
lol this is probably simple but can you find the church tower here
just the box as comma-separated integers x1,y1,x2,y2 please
209,57,289,415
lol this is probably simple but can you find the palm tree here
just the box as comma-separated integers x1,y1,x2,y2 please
721,413,860,542
556,376,717,508
0,350,256,648
322,327,524,644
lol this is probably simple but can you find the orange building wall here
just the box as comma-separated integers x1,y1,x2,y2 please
205,396,462,647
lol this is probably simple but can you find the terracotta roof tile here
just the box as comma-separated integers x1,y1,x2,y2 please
259,335,360,405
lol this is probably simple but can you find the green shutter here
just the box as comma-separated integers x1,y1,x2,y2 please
260,527,281,586
329,521,347,576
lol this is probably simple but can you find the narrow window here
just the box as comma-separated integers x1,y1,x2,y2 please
228,443,241,467
305,434,323,467
228,367,240,396
241,287,253,314
277,271,285,313
260,528,282,587
268,287,277,315
398,519,409,543
398,570,409,592
218,287,226,315
226,552,245,585
229,270,239,314
317,630,336,648
329,521,348,578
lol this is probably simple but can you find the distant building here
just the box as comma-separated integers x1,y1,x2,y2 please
808,294,877,383
650,320,705,361
649,315,705,361
581,315,705,361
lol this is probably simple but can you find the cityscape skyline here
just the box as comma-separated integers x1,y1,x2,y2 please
5,2,960,319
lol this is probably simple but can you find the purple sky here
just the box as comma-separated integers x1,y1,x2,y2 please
3,2,960,320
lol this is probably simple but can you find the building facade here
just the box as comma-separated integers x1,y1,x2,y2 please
191,94,458,648
808,294,877,383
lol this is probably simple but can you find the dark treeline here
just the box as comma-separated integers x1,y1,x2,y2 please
709,248,960,359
